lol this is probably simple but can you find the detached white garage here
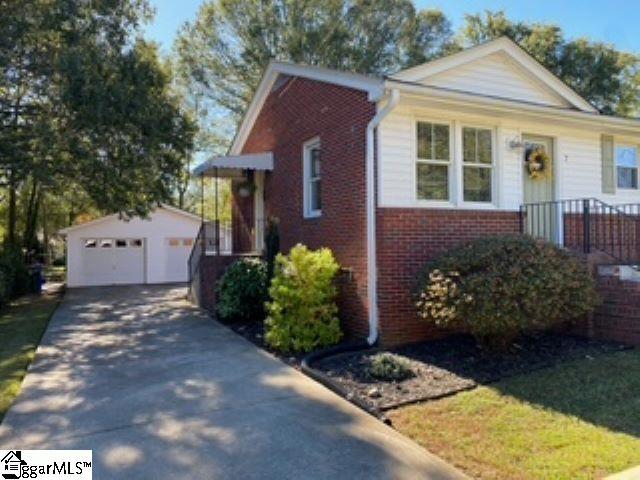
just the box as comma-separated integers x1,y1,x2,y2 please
60,205,201,287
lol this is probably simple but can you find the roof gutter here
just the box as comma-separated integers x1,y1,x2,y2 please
365,89,400,346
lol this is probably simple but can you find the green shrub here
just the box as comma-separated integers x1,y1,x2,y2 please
0,246,30,308
265,244,342,353
415,234,600,351
367,353,414,381
216,257,268,322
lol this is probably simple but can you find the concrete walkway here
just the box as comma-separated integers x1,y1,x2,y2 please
0,285,466,479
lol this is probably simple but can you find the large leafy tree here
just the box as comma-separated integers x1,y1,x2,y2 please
174,0,454,119
461,10,640,116
0,0,195,249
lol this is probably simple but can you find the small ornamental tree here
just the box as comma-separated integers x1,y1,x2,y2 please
265,244,342,353
216,258,268,322
415,235,600,351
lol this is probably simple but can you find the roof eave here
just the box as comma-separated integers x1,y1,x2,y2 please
386,79,640,134
229,61,384,155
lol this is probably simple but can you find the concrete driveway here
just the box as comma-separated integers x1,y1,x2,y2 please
0,285,465,479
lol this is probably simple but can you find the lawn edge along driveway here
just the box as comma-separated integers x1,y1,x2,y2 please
0,290,61,422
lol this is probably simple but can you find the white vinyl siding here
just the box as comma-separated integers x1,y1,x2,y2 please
418,52,570,108
378,105,640,211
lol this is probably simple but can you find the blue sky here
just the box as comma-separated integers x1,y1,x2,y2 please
144,0,640,54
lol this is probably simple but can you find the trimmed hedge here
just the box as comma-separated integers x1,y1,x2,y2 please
265,244,342,353
415,235,600,351
216,258,268,322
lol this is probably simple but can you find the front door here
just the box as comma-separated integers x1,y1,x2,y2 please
522,135,556,242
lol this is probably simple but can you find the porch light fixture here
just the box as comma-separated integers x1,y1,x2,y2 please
236,181,256,198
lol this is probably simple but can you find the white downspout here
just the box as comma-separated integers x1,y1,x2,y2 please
366,88,400,345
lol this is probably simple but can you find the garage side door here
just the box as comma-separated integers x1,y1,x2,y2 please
80,238,145,286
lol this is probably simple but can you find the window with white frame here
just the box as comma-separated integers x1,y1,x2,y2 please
303,138,322,217
616,144,638,189
416,121,450,201
462,127,493,202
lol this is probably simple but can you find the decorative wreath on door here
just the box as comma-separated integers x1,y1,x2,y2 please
525,147,551,180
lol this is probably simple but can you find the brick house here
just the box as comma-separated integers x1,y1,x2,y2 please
190,37,640,346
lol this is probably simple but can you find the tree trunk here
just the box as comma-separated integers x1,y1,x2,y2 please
23,178,41,255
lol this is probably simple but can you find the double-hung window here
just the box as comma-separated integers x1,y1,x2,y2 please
303,138,322,217
416,121,450,201
462,127,493,202
616,144,638,189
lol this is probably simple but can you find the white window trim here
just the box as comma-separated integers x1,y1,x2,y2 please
460,124,496,206
412,118,498,208
614,142,639,191
414,118,455,206
303,136,322,218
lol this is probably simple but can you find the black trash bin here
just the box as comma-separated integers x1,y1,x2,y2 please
29,263,44,294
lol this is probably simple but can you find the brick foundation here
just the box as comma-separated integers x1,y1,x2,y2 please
376,208,521,345
590,276,640,345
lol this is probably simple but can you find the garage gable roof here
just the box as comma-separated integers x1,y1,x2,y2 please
59,205,201,235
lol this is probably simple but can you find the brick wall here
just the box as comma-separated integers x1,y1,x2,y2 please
241,77,375,338
590,276,640,345
231,175,255,254
376,208,521,345
196,254,249,313
562,212,640,263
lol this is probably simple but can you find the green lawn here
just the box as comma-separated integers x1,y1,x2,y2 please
389,349,640,480
0,292,60,422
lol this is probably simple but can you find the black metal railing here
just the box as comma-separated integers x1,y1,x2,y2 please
187,217,266,283
520,198,640,266
188,222,205,284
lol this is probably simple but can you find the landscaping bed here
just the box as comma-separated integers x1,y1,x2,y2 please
314,333,628,410
224,320,308,367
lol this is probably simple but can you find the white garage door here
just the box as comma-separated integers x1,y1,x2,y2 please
80,238,145,286
164,237,194,283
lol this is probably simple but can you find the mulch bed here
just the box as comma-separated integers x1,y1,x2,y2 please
314,333,630,411
224,320,308,367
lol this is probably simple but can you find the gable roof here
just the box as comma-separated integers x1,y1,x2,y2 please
229,62,384,155
391,37,597,113
228,38,640,154
59,204,201,235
